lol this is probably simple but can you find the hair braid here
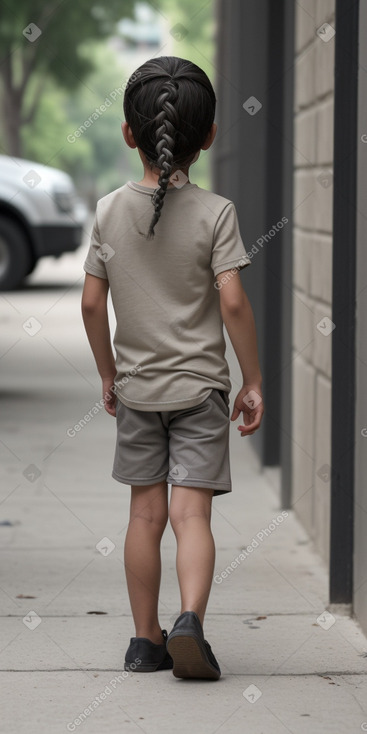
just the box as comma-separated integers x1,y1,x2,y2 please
123,57,216,240
147,80,179,239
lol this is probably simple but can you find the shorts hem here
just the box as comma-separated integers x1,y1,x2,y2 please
112,470,168,486
167,477,231,492
175,484,232,497
112,470,231,495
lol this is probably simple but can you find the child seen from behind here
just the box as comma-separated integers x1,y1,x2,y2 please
82,55,264,680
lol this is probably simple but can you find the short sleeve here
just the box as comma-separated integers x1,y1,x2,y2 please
83,208,109,280
211,202,252,277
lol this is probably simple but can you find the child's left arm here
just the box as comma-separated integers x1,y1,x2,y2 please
81,273,117,416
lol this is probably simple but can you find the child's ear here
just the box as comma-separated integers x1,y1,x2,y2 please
121,122,137,149
201,123,217,151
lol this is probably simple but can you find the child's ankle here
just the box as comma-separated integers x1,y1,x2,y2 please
135,627,164,645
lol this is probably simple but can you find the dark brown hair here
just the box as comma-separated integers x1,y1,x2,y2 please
123,56,216,239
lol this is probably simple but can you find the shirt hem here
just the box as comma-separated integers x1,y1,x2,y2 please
114,388,214,412
213,257,252,276
83,262,108,279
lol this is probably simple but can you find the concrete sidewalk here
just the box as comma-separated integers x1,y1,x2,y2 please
1,240,367,734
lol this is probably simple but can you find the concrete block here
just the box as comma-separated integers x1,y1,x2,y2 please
313,167,334,232
315,29,335,99
315,0,336,30
294,108,317,167
313,303,333,379
292,442,314,540
293,356,316,460
310,234,333,303
293,229,312,292
294,45,316,110
293,170,316,229
313,302,333,378
316,97,334,164
313,374,332,564
292,290,314,363
295,0,316,53
292,356,315,536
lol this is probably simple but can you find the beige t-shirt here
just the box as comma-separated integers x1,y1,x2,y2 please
83,180,251,411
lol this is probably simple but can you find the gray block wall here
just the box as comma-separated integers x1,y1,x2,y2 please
292,0,335,564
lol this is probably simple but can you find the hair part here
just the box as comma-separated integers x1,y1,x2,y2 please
123,56,216,239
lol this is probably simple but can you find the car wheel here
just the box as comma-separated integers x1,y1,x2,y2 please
25,254,38,276
0,218,33,290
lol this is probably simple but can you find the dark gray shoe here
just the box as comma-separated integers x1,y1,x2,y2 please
124,629,173,672
166,611,221,680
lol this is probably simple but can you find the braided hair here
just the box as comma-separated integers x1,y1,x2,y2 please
123,56,216,239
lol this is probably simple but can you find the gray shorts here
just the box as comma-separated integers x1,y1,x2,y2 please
112,388,232,496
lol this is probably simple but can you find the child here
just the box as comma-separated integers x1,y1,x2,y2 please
81,55,264,681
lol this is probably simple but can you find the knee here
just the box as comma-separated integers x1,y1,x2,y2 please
169,503,211,535
130,504,168,534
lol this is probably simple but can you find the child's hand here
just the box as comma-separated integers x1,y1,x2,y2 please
230,384,264,436
102,376,117,417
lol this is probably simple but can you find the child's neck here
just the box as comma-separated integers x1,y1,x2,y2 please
137,166,191,189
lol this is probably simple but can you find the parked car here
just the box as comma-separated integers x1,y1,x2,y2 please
0,155,88,290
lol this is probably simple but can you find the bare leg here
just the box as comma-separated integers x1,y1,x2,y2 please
169,485,215,629
124,481,168,644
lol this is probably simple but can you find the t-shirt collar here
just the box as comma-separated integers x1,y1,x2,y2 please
127,180,198,195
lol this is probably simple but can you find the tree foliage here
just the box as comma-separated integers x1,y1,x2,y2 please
0,0,216,197
0,0,135,155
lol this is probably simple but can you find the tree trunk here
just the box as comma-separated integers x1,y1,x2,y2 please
1,53,24,158
3,92,23,158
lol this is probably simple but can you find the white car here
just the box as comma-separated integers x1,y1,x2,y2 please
0,155,88,290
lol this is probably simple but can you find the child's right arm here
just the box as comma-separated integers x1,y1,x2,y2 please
217,270,264,437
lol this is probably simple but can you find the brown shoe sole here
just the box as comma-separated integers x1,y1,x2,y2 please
166,634,220,680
